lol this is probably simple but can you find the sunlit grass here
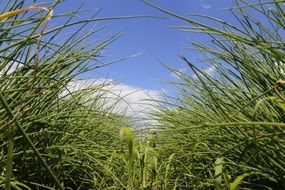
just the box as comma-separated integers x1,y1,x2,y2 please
1,0,285,189
147,0,285,189
0,0,131,189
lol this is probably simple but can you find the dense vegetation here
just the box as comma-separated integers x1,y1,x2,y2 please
0,0,285,189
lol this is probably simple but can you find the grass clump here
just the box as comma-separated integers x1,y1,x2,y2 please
0,0,131,189
145,0,285,189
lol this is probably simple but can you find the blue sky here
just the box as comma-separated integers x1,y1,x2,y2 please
2,0,277,122
53,0,236,95
5,0,270,121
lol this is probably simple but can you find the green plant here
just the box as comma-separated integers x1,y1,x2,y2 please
0,0,132,189
145,0,285,189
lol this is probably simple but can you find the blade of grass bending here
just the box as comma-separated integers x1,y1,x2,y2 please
0,4,52,22
0,92,64,190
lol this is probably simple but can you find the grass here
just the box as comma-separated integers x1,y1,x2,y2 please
147,0,285,189
0,0,131,189
1,0,285,189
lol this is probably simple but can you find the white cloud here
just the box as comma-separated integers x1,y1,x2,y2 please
0,60,162,128
65,78,162,127
0,62,162,128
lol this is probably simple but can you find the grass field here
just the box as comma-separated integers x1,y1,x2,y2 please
1,0,285,189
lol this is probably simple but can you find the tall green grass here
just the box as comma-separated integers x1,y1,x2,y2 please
0,0,133,189
145,0,285,189
0,1,173,189
1,0,285,189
